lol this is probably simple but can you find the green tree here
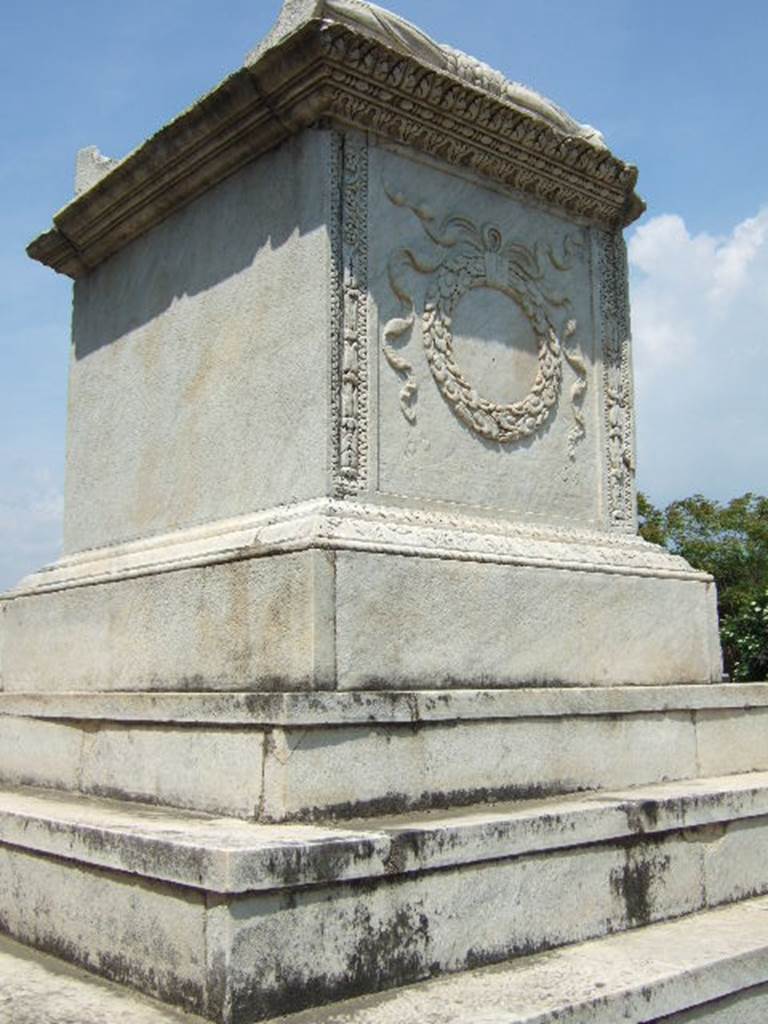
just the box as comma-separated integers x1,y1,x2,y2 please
638,492,768,680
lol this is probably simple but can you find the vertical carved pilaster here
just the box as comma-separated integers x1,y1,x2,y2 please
330,131,369,497
598,229,636,530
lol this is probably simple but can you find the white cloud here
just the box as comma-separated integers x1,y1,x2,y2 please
628,207,768,503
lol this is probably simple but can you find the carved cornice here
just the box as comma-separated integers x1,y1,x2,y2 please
28,13,644,278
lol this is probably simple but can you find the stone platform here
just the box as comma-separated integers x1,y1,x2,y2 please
2,737,768,1021
2,823,768,1023
1,685,766,820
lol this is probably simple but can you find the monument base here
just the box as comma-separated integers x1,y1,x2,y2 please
0,500,722,693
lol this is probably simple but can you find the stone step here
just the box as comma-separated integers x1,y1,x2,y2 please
1,685,766,821
1,772,768,1022
2,897,768,1024
270,896,768,1024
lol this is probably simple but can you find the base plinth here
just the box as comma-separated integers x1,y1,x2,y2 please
0,501,722,693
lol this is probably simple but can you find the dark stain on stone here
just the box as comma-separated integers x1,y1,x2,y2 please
228,894,431,1023
0,842,207,1015
274,781,581,824
624,798,661,834
353,674,579,691
639,800,660,829
610,841,671,926
613,856,654,924
262,837,382,889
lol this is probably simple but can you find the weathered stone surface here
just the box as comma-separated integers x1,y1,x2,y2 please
333,551,720,689
26,1,643,279
696,707,768,776
2,2,757,1021
63,132,330,555
0,932,207,1024
1,551,335,693
659,985,768,1022
2,689,767,820
74,146,118,197
270,897,768,1024
1,773,767,894
3,902,768,1024
0,537,721,691
0,846,207,1015
0,717,265,817
2,775,768,1020
2,683,766,725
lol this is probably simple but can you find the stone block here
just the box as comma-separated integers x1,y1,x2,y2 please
1,550,334,692
661,986,768,1023
64,130,331,554
702,816,768,907
78,725,265,818
333,550,721,688
0,717,82,791
695,708,768,776
0,716,265,817
0,532,721,691
260,712,700,820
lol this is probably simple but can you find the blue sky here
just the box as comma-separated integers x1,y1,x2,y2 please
1,1,766,588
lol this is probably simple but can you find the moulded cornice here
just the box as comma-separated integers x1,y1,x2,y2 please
27,11,644,278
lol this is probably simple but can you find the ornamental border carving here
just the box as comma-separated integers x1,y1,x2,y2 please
9,496,706,599
597,229,636,530
331,131,370,496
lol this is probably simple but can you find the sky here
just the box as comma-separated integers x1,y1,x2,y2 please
1,0,766,589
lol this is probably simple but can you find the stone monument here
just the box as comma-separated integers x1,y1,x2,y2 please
1,2,767,1022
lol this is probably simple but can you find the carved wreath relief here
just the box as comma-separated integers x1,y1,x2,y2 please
382,190,587,457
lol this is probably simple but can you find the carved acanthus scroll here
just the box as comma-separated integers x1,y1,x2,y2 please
383,190,587,455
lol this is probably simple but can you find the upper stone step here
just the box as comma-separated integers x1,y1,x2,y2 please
1,685,766,820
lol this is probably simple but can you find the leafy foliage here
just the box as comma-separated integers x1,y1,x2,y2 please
720,593,768,681
638,492,768,679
